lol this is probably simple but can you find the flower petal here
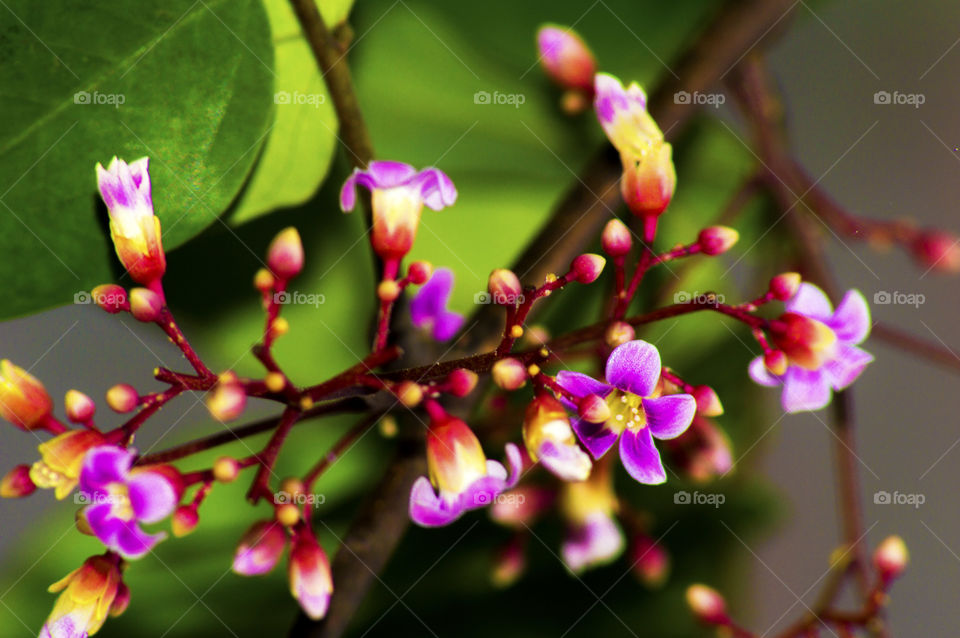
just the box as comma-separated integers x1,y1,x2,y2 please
538,440,592,481
786,282,833,320
366,160,418,188
127,470,177,524
605,340,661,398
555,371,612,408
781,367,832,413
571,418,620,459
409,477,463,527
748,356,781,387
619,427,667,484
114,521,165,559
824,344,873,390
828,289,871,344
79,446,133,493
642,394,696,440
432,310,464,341
561,511,625,573
411,167,457,210
410,268,454,326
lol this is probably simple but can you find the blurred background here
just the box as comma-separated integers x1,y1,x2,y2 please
0,0,957,636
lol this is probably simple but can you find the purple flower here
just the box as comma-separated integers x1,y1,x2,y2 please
339,160,457,260
749,283,872,413
79,446,180,560
409,268,465,341
555,340,696,485
562,511,625,573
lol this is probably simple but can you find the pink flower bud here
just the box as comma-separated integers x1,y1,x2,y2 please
172,505,199,537
621,144,676,218
631,535,670,588
267,227,304,280
233,520,288,576
447,368,478,397
91,284,129,313
491,535,527,588
129,287,163,322
488,269,523,306
537,24,596,92
692,385,723,417
686,584,727,624
764,350,788,376
911,229,960,273
0,359,52,430
65,390,96,423
578,394,611,423
769,272,801,301
491,358,527,390
207,378,246,422
605,320,635,347
109,583,131,617
408,260,433,285
698,226,740,256
288,528,333,620
1,464,36,498
601,218,633,257
106,384,139,413
570,253,606,284
874,535,908,580
770,313,837,370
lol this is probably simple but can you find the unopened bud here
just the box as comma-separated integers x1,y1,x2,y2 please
213,456,241,483
64,390,96,423
407,260,433,285
267,227,304,280
621,143,676,218
172,505,200,537
488,269,523,305
601,218,632,257
764,350,788,376
560,90,590,115
605,321,635,347
91,284,128,313
911,229,960,273
769,272,801,301
570,253,606,284
128,287,163,322
377,279,401,302
578,394,610,423
265,372,286,393
280,477,305,497
685,584,727,624
447,369,478,397
492,358,527,390
698,226,739,256
207,380,246,422
379,415,398,438
276,503,301,527
537,24,596,92
254,268,275,292
396,381,423,408
632,535,670,588
1,464,36,498
874,535,908,580
106,384,139,413
692,385,723,417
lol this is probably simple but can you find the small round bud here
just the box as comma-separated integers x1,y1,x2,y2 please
407,260,433,285
213,456,241,483
129,287,163,322
64,389,96,423
395,381,423,408
377,279,401,302
299,396,314,411
560,90,590,115
267,227,304,280
605,321,635,347
492,358,527,390
91,284,128,313
570,253,606,284
692,385,723,417
379,415,398,438
275,503,301,527
106,384,139,413
280,477,306,497
911,229,960,273
1,464,36,498
172,506,200,537
488,269,523,305
578,394,611,423
509,325,524,339
447,369,478,397
207,381,246,422
698,226,740,256
265,372,286,393
601,218,633,257
874,535,908,580
523,325,550,346
769,272,801,301
685,584,727,624
764,350,788,376
271,317,289,337
254,268,275,292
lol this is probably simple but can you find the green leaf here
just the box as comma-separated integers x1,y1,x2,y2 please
0,0,274,319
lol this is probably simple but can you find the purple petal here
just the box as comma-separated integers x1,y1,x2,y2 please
432,310,464,341
410,167,457,210
828,289,871,344
555,371,612,410
571,418,620,459
79,446,133,493
594,73,638,127
365,160,418,187
748,356,781,387
786,282,833,320
503,443,523,487
338,172,359,211
538,440,592,481
823,344,873,390
642,394,696,440
537,27,568,66
461,473,509,510
411,268,454,326
84,501,115,538
781,367,831,413
409,477,464,527
127,470,177,523
619,427,666,484
114,520,165,559
605,340,661,398
562,512,625,573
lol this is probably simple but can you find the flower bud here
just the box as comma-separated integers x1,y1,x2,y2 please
605,320,635,347
911,229,960,273
631,534,670,588
570,253,606,284
233,520,287,576
874,535,908,580
377,279,401,302
395,381,423,408
91,284,128,313
578,394,611,423
109,583,131,617
620,144,676,218
288,528,333,620
407,260,433,285
698,226,740,256
764,350,788,376
1,464,36,498
770,313,837,370
212,456,241,483
601,219,633,257
0,359,52,430
129,287,163,322
172,505,200,537
265,372,286,393
64,390,96,423
492,535,527,588
276,503,301,527
488,269,523,306
267,227,304,280
692,385,723,417
254,268,275,292
536,24,596,92
685,584,728,624
40,554,125,637
491,358,527,390
769,272,801,301
207,379,246,422
447,369,478,397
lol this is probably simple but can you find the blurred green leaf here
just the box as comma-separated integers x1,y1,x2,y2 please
0,0,274,319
